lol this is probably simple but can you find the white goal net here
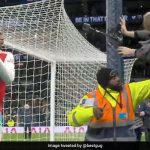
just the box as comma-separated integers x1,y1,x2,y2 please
0,0,135,141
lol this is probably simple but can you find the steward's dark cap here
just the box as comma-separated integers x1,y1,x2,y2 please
96,67,118,88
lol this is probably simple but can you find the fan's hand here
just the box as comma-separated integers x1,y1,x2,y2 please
120,17,128,36
118,46,136,57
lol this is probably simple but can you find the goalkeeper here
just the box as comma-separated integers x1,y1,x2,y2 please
118,12,150,58
0,32,15,141
68,67,150,141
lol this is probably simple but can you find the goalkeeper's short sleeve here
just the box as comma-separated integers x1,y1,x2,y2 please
0,51,15,84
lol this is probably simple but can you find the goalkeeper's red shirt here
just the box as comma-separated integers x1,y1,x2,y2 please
0,51,15,112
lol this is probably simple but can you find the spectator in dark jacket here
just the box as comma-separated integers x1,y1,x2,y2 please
135,104,144,141
139,99,150,142
118,12,150,58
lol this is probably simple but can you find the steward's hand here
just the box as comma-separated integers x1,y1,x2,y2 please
139,111,145,117
93,107,103,119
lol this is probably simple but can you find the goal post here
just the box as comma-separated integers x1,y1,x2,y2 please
0,0,135,141
50,61,56,141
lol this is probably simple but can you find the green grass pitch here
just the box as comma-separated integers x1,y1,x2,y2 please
3,133,85,141
3,132,145,141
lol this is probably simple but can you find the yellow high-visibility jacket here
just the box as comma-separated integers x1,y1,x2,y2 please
68,79,150,127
